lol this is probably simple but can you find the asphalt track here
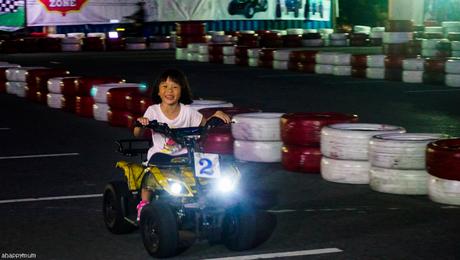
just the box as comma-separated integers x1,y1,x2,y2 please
1,50,460,259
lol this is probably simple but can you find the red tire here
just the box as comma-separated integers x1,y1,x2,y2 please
82,37,105,51
36,91,48,104
426,139,460,181
384,55,404,69
202,128,234,155
235,57,249,66
235,46,251,58
176,22,206,36
282,35,302,48
107,87,141,111
26,68,70,90
258,48,276,61
350,54,367,68
281,112,359,146
424,58,446,73
297,62,316,73
0,81,5,93
352,67,367,78
62,95,76,113
108,109,133,128
384,68,403,81
175,35,207,48
208,43,234,56
289,50,317,63
75,96,95,118
282,145,322,173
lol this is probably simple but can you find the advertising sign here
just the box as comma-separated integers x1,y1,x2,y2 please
0,0,25,31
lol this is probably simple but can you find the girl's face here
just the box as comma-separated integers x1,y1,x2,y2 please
158,77,181,105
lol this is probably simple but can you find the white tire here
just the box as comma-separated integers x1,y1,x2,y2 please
383,32,413,44
212,34,233,43
321,123,406,161
370,31,384,39
321,157,370,184
175,48,188,60
14,82,26,97
446,74,460,87
371,27,385,33
197,54,209,62
422,39,442,49
316,52,338,64
6,82,22,95
273,50,291,61
61,44,82,52
425,26,443,34
445,59,460,74
451,41,460,51
301,39,324,47
248,58,258,67
67,32,85,38
354,25,371,34
315,64,334,74
369,133,446,170
402,58,425,71
370,167,429,195
451,51,460,57
187,43,203,52
402,70,423,83
222,46,236,56
232,112,283,141
273,60,288,70
234,140,282,163
93,103,110,121
287,28,304,35
6,67,46,82
247,48,261,59
333,66,352,76
149,42,171,49
223,55,236,65
428,175,460,206
198,44,209,55
47,93,63,109
366,68,385,79
125,43,146,50
367,55,385,68
330,33,347,40
333,53,352,66
61,37,82,44
92,83,142,103
187,52,199,61
47,34,66,38
329,39,349,46
190,100,233,111
421,48,438,57
87,32,105,38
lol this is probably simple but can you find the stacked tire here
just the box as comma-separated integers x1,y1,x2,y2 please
281,112,358,173
423,57,446,85
5,67,46,98
232,113,283,163
222,45,236,65
47,76,81,109
24,68,70,104
62,33,84,52
332,53,353,76
258,48,276,69
272,50,291,70
83,33,106,51
199,107,259,155
301,32,324,47
175,22,207,60
283,29,303,48
247,47,261,67
315,52,337,75
107,87,144,127
288,50,317,73
93,83,143,122
320,123,405,184
369,133,446,195
444,58,460,87
402,57,424,83
370,27,385,46
366,54,386,79
329,33,348,47
426,138,460,205
0,63,20,94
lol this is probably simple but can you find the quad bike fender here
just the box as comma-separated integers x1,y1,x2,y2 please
116,161,148,191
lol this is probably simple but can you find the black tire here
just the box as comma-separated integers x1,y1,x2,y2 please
140,202,179,258
222,203,257,251
228,1,237,15
103,181,136,234
244,4,256,19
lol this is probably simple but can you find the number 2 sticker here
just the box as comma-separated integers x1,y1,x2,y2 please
194,152,221,178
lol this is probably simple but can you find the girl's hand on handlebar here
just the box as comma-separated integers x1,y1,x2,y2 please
136,117,150,126
211,111,231,124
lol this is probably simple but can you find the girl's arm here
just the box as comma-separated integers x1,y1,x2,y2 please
200,111,231,126
133,117,150,137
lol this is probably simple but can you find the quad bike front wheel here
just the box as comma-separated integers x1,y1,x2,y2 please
103,181,136,234
140,202,179,258
244,4,256,18
222,203,257,251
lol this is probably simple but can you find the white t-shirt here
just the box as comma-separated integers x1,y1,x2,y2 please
143,103,203,160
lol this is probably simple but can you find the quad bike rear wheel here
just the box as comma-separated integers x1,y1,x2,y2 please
140,202,179,258
103,181,136,234
222,203,257,251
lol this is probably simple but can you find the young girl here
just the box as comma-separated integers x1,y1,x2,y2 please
134,68,231,220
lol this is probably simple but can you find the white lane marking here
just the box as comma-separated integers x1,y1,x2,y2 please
0,194,102,204
406,89,460,93
204,248,343,260
266,209,297,213
0,128,11,130
0,152,79,160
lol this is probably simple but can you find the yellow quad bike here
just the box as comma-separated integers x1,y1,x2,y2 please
103,118,258,258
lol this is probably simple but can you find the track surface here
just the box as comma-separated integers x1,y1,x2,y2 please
1,50,460,259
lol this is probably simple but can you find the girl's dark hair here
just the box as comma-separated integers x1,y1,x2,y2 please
151,69,193,104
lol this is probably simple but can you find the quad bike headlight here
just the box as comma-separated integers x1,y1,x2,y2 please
170,182,183,195
217,176,237,193
166,179,191,196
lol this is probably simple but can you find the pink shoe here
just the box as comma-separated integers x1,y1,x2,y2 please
136,200,149,221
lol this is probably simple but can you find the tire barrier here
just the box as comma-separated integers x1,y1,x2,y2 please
445,74,460,87
370,167,429,195
366,68,385,79
423,72,445,85
75,96,94,118
384,68,403,81
367,55,385,68
202,127,234,155
93,83,142,103
107,87,142,111
383,32,413,44
426,138,460,182
93,103,110,121
315,64,334,75
403,58,425,71
386,20,414,32
108,109,133,127
46,93,63,109
445,59,460,74
47,76,81,94
384,55,404,69
424,58,446,73
333,66,352,76
232,113,283,141
403,71,423,83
